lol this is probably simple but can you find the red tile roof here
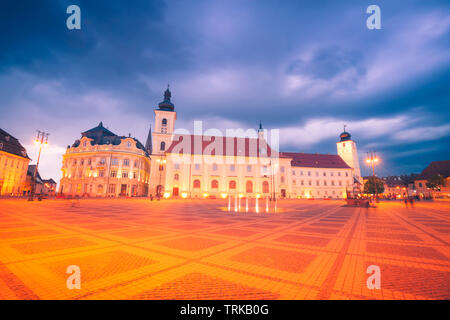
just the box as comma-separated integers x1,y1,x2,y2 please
420,160,450,178
165,135,351,169
280,152,351,169
165,134,275,157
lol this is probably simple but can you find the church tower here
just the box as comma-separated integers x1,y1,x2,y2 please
336,127,362,183
152,85,177,154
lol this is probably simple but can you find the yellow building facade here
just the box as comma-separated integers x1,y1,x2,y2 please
59,122,151,197
0,129,30,196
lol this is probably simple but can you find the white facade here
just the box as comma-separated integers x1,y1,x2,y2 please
148,88,359,199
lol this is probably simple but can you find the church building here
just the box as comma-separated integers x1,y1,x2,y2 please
148,87,362,199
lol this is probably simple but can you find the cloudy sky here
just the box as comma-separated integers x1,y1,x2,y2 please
1,0,449,182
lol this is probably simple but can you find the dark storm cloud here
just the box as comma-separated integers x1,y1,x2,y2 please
0,0,449,181
287,46,367,81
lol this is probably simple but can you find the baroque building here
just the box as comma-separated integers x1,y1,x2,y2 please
59,122,151,197
0,129,30,196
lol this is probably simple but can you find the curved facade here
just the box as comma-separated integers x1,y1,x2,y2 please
59,123,151,197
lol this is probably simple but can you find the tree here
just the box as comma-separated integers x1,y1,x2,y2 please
426,175,446,191
364,177,385,195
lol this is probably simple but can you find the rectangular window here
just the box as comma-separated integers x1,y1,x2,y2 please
134,160,138,167
301,180,304,185
108,184,116,193
111,158,119,166
316,180,320,186
213,163,218,171
99,170,105,177
324,181,327,186
339,181,342,186
300,171,303,176
122,171,128,178
280,166,285,173
292,170,295,175
195,163,200,170
323,172,326,176
308,171,311,176
174,163,180,170
331,172,334,176
100,158,106,165
133,172,138,179
123,159,130,166
230,164,235,172
345,172,349,177
111,171,117,178
247,165,251,172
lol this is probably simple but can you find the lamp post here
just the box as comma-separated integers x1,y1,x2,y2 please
156,156,166,199
28,131,49,201
365,151,379,202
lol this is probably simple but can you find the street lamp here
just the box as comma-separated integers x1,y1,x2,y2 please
365,151,380,202
28,131,49,201
156,157,166,199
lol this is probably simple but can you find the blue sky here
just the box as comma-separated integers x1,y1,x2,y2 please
0,0,449,182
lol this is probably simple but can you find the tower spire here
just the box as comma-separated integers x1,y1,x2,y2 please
158,85,175,111
145,125,153,154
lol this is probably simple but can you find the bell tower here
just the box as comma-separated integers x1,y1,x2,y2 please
336,126,362,183
152,85,177,154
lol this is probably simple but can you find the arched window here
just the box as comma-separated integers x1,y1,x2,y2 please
160,141,166,151
97,184,103,194
262,181,269,193
229,180,236,190
246,181,253,193
174,173,179,181
211,180,219,189
162,118,167,126
193,179,201,189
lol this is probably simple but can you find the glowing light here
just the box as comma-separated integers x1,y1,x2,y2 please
203,193,209,198
256,194,261,198
221,193,227,199
239,194,244,198
181,192,188,198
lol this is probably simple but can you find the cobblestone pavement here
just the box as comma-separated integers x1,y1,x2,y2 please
0,198,449,300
